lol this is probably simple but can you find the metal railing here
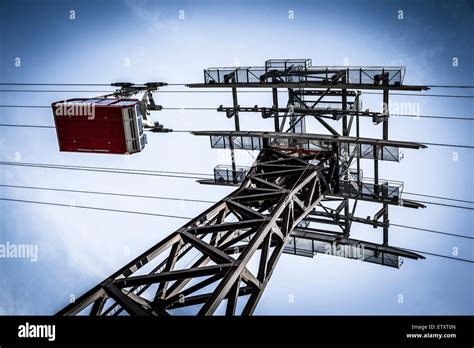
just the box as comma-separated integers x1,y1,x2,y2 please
203,59,405,85
338,177,404,201
214,165,248,184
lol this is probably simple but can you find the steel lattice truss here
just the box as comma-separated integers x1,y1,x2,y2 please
57,146,336,316
58,59,427,316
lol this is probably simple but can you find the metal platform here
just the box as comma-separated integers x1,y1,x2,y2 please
284,229,424,268
196,130,426,150
188,59,428,91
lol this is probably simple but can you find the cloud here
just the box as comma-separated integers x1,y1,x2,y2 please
125,0,179,33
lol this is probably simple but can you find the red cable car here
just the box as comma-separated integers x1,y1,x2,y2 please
52,98,147,155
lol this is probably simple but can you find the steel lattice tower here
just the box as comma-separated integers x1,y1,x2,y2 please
58,59,428,316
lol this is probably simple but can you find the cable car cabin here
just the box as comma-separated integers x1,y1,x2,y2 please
52,98,147,155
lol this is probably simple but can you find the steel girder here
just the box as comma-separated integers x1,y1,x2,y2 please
57,147,336,316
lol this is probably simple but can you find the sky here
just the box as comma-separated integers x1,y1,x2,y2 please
0,0,472,315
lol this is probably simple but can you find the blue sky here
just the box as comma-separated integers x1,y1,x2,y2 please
0,0,472,315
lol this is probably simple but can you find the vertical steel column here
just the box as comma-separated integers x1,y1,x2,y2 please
230,141,237,180
230,87,240,178
272,87,279,132
342,76,348,137
383,77,389,140
232,87,240,131
381,74,390,244
374,145,379,196
355,93,361,184
341,77,350,235
381,183,389,244
333,142,340,193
